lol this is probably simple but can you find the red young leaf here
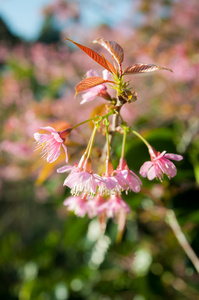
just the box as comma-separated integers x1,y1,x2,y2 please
123,63,173,75
75,76,115,94
93,37,124,67
65,38,117,74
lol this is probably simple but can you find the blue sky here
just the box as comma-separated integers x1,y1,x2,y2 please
0,0,53,40
0,0,135,41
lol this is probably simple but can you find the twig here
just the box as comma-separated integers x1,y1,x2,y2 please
166,209,199,273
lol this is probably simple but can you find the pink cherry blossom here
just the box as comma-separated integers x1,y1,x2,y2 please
34,126,68,163
63,194,93,218
98,174,122,196
115,158,142,193
89,193,107,216
105,194,131,218
64,170,103,196
57,163,79,175
57,159,103,196
97,159,123,196
80,69,111,104
140,148,183,181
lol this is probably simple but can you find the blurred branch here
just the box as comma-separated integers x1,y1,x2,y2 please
166,209,199,274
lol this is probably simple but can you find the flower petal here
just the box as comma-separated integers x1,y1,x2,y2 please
47,144,61,163
164,153,183,161
34,132,42,141
139,161,153,177
57,165,75,173
147,165,157,180
62,144,68,163
160,159,177,178
40,126,57,133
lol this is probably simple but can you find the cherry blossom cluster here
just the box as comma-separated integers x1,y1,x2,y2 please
34,38,183,234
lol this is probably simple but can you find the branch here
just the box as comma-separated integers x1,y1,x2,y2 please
166,209,199,273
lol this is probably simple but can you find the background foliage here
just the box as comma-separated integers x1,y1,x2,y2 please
0,0,199,299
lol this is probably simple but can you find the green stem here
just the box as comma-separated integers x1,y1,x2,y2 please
86,125,98,159
121,127,127,159
132,130,151,149
71,110,114,130
105,118,110,159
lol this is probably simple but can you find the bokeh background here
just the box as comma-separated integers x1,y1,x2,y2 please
0,0,199,299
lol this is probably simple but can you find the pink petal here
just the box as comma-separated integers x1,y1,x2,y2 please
86,70,99,77
129,170,142,185
62,144,68,163
57,165,75,173
153,151,166,161
164,153,183,161
63,196,74,207
80,92,96,104
102,69,111,80
127,174,142,192
147,165,157,180
35,134,51,143
103,177,118,190
115,174,127,189
40,126,57,133
47,144,61,163
139,161,153,177
52,132,64,143
159,159,177,178
64,172,80,187
153,164,163,181
34,132,42,141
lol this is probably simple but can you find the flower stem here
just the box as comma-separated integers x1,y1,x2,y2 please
86,125,98,159
121,127,127,159
105,118,110,159
132,130,151,149
71,110,114,130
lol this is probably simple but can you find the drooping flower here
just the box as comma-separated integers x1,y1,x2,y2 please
64,169,103,196
115,158,142,193
139,147,183,181
98,159,123,196
80,69,111,104
105,194,131,218
34,126,69,163
105,194,131,242
58,158,104,197
98,175,122,196
63,194,93,218
89,193,107,216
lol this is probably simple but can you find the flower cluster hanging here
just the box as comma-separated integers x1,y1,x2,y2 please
34,38,183,237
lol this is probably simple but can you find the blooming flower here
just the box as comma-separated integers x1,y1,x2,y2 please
115,158,142,193
98,175,122,196
105,194,131,218
80,69,111,104
34,126,68,163
63,194,93,218
89,193,107,216
57,159,104,197
64,170,103,196
139,148,183,181
97,159,123,196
